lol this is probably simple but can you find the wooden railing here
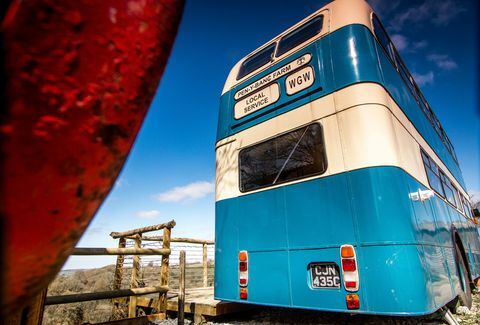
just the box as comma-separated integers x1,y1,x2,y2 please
44,220,176,322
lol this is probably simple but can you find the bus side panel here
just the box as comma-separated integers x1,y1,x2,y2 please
403,175,457,307
347,167,418,245
360,245,434,314
348,166,454,312
214,199,239,300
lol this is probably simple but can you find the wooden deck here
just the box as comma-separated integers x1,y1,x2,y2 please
131,287,253,323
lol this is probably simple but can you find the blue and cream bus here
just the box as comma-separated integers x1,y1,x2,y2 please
214,0,480,316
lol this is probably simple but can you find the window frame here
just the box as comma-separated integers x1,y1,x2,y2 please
372,14,397,67
237,43,276,81
420,149,471,218
238,123,328,193
372,14,459,166
275,15,324,58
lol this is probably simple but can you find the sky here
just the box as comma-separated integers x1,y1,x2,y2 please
63,0,479,269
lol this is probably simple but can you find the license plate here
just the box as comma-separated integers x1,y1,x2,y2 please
310,263,341,288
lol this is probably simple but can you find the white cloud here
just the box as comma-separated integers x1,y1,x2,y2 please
412,71,434,87
427,53,458,71
389,0,465,32
114,177,129,189
154,181,214,203
413,40,428,51
391,34,408,52
469,190,480,203
391,34,429,53
136,210,160,219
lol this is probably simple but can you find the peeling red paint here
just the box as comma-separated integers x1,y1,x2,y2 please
1,0,184,312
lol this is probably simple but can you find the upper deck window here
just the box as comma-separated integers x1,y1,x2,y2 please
239,123,327,192
372,14,395,64
237,43,276,80
276,16,323,57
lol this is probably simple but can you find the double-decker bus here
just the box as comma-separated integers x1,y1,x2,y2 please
214,0,480,316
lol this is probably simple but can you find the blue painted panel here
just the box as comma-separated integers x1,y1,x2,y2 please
403,175,439,245
214,200,238,300
429,197,454,246
422,245,453,308
283,174,355,249
330,24,382,88
361,245,434,314
236,188,288,251
248,251,292,305
347,167,418,244
215,166,480,314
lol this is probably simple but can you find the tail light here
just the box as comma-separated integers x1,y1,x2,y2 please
240,288,248,299
346,294,360,309
340,244,359,292
239,250,248,288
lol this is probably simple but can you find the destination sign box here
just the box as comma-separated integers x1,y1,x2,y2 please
234,54,312,100
234,83,280,119
285,66,315,95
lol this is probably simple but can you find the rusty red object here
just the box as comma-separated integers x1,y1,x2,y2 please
1,0,183,312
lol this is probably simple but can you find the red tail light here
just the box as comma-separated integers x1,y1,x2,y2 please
239,250,248,288
345,281,357,289
341,258,356,272
239,261,248,272
340,245,359,292
240,288,248,299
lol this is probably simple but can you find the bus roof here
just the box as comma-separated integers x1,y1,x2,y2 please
221,0,374,95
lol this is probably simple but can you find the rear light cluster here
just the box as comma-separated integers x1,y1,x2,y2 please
239,251,248,299
340,245,359,292
346,294,360,310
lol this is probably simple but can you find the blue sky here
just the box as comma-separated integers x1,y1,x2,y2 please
63,0,479,269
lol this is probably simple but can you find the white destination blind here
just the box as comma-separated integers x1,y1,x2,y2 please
234,53,312,100
234,83,280,119
285,66,315,95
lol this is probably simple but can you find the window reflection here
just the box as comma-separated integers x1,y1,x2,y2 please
240,124,327,192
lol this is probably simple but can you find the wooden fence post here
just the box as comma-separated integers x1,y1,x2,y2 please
158,226,171,314
203,243,208,287
178,251,185,325
111,237,126,320
128,235,142,318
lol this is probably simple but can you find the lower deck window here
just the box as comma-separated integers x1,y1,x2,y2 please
239,123,327,192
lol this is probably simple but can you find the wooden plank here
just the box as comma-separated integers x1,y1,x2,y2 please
158,226,171,313
128,288,255,318
178,251,186,325
125,236,214,245
112,237,127,320
45,286,168,305
72,247,170,255
110,220,176,238
128,235,142,318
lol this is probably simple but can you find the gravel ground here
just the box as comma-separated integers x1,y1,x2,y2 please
158,291,480,325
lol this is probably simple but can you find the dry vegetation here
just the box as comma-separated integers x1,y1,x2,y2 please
43,263,214,324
